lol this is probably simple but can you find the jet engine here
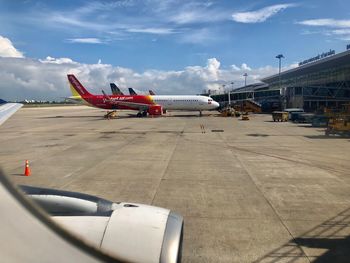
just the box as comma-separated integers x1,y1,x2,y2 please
20,185,184,263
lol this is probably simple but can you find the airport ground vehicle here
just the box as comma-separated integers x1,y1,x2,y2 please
291,112,315,123
241,112,249,120
324,104,350,136
312,115,329,127
220,106,235,117
284,108,304,119
272,111,288,122
325,115,350,136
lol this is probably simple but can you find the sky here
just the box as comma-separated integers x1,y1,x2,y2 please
0,0,349,100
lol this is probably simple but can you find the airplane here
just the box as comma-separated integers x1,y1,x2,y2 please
0,99,23,125
110,83,124,95
68,74,220,117
128,87,137,96
0,98,184,262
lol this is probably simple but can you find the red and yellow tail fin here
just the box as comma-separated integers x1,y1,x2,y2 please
67,74,93,98
70,84,81,99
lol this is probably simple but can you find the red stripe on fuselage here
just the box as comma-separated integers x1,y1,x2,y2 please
82,95,154,110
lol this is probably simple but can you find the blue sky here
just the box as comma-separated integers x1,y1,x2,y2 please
0,0,349,100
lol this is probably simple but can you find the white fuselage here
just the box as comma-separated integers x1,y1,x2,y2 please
151,95,219,111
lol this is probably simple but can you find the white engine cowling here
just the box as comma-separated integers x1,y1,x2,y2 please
21,186,184,263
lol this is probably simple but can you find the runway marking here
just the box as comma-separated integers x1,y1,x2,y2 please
63,167,83,178
151,121,186,205
63,172,74,178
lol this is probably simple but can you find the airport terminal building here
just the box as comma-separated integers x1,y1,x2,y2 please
262,48,350,111
211,47,350,112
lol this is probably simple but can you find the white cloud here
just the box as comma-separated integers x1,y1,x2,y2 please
297,19,350,40
232,4,295,23
179,28,215,44
0,36,24,58
0,36,279,100
231,63,253,71
66,38,104,44
231,64,240,71
0,55,280,101
126,27,176,35
39,56,78,64
332,29,350,35
169,8,228,25
241,63,251,71
27,1,229,44
297,19,350,28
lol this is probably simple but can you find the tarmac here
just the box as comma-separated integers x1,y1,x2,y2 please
1,105,350,263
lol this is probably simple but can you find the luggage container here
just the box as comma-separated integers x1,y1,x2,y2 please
272,111,288,122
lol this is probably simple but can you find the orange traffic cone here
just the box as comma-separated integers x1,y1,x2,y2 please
24,160,31,176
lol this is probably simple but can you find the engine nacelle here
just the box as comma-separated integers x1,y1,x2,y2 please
20,185,184,263
148,105,163,116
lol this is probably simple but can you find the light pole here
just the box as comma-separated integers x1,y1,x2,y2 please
276,54,285,109
276,54,284,75
243,73,248,87
228,82,234,106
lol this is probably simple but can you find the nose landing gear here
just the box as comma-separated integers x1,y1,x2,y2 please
137,111,148,118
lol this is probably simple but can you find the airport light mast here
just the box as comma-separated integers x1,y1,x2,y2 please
276,54,284,75
276,54,285,109
227,82,234,106
243,73,248,87
276,54,284,88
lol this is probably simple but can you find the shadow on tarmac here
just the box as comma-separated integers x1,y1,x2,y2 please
304,135,350,140
253,207,350,263
246,133,270,137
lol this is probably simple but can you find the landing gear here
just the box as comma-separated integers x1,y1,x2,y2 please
199,110,203,117
137,111,148,118
104,111,117,119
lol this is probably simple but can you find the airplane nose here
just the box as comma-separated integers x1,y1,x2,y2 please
212,101,220,109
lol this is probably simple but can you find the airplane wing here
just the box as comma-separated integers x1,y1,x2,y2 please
0,101,23,126
111,100,152,111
